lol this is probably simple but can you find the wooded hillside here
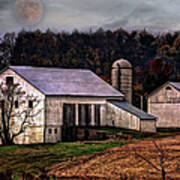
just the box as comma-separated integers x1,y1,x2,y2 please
0,28,179,106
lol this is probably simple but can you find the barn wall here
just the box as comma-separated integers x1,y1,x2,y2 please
0,69,45,144
149,103,180,127
148,83,180,128
45,96,120,142
140,120,156,132
45,97,62,143
106,102,140,130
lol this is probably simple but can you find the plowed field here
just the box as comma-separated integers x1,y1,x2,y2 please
49,136,180,179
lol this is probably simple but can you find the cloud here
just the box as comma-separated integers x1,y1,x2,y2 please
0,0,180,33
0,0,10,10
103,0,180,32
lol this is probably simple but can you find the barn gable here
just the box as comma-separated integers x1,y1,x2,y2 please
148,81,180,103
0,67,45,144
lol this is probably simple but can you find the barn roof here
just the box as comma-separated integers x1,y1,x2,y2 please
108,100,156,120
169,82,180,91
7,66,124,97
148,81,180,97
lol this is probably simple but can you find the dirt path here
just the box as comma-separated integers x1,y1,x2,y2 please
48,136,180,179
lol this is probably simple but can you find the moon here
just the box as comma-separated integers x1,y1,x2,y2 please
14,0,44,25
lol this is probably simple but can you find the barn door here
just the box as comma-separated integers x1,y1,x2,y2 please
62,104,76,141
63,104,75,126
78,104,91,126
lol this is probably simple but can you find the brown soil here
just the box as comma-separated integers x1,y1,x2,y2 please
48,135,180,180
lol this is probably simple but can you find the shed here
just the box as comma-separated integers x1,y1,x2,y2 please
107,100,156,132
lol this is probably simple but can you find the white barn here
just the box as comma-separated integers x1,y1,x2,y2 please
0,64,156,144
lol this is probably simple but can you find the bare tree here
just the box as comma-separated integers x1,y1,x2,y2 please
0,82,41,145
135,140,180,180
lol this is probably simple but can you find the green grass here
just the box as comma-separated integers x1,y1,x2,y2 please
94,127,179,140
97,127,121,134
95,127,154,138
0,141,126,177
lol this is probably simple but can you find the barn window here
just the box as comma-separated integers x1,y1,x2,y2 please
48,129,52,134
54,129,57,134
6,76,13,85
28,100,33,108
15,100,18,108
166,86,172,90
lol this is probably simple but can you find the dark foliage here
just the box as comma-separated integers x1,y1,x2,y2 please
0,28,179,105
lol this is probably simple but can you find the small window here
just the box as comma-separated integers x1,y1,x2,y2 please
28,100,33,108
15,100,18,108
166,86,172,90
48,129,52,134
54,129,57,134
6,76,13,85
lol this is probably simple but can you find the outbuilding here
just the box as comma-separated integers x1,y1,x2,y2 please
148,81,180,128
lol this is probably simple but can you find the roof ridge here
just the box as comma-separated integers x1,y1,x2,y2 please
9,65,91,72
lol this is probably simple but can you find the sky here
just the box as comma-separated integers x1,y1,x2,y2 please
0,0,180,33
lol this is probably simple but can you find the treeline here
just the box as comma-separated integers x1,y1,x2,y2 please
0,28,180,95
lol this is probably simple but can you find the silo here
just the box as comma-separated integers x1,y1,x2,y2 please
112,59,132,104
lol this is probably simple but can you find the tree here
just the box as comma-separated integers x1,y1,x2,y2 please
135,140,180,180
0,32,16,69
142,58,172,93
0,82,41,145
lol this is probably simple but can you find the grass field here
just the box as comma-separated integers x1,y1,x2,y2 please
0,141,127,178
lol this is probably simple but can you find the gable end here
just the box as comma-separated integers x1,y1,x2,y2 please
0,67,45,95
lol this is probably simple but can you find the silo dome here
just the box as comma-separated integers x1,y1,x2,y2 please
112,59,132,69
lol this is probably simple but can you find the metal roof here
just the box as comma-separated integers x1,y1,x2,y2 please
108,100,156,120
8,66,124,97
169,82,180,91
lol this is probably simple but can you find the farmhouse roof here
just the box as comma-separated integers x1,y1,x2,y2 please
6,66,124,97
148,81,180,97
108,100,156,120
